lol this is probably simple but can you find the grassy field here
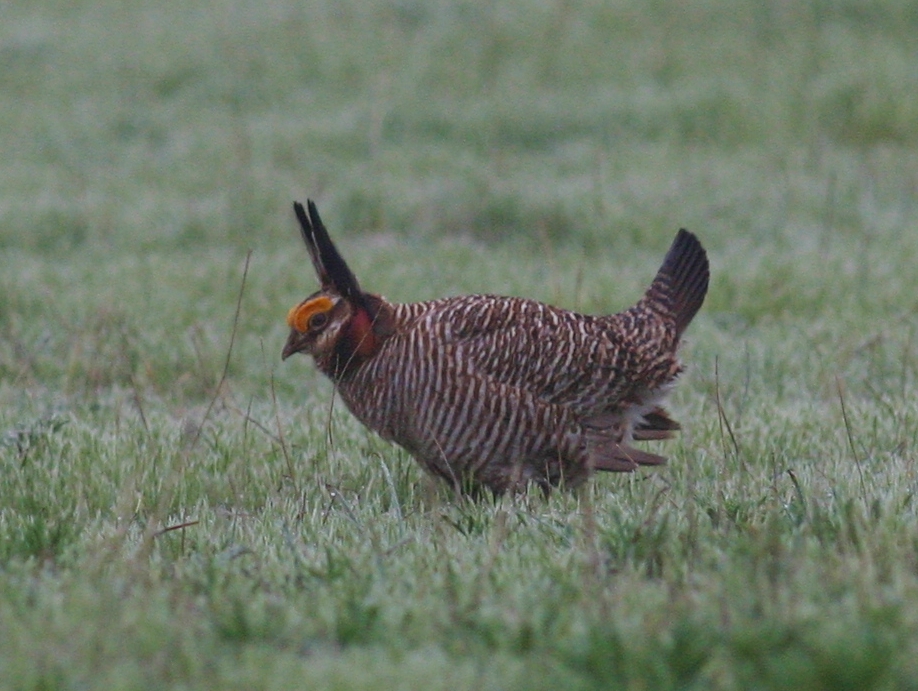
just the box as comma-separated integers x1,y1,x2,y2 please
2,0,918,688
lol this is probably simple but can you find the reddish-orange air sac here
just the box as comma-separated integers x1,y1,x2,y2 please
345,308,379,358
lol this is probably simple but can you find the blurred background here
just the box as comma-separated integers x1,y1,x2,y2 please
3,4,918,687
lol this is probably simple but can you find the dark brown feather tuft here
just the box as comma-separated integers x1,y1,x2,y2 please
293,200,363,299
645,229,709,336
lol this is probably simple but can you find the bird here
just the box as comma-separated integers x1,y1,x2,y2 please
282,200,709,496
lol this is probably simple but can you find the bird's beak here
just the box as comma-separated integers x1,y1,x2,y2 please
281,329,310,360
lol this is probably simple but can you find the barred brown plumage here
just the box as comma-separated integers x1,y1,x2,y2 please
282,200,709,495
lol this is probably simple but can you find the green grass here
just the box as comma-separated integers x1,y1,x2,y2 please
2,0,918,688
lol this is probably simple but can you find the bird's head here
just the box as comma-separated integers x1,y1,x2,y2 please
282,201,395,378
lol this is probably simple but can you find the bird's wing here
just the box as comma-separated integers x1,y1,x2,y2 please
420,294,675,417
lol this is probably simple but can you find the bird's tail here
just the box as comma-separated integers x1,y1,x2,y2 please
641,229,709,337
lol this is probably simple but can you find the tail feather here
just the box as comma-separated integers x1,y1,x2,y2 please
632,406,681,441
644,229,709,336
590,443,667,472
585,423,668,472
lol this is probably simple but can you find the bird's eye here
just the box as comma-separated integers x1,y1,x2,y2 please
309,312,329,330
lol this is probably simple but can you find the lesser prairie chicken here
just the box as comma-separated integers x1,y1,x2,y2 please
282,201,709,495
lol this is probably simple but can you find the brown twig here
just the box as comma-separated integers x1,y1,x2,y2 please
714,357,742,467
130,373,150,434
263,338,296,484
153,520,200,537
836,375,869,510
190,250,252,450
